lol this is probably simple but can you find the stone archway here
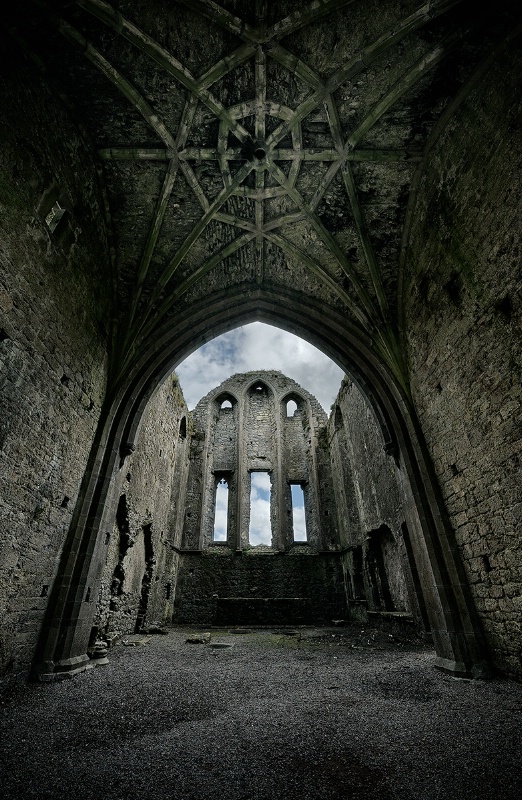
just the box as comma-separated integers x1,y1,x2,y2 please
33,287,489,680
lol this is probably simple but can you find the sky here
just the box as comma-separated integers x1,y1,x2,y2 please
248,472,272,546
291,484,307,541
213,479,229,542
176,322,345,412
214,474,308,546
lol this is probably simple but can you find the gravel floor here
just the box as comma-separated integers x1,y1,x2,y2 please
1,626,521,800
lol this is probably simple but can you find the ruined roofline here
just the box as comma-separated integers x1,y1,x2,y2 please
191,370,328,423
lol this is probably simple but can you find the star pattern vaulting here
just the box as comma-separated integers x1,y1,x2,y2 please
19,0,502,389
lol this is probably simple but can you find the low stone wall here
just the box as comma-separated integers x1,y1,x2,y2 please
174,550,347,626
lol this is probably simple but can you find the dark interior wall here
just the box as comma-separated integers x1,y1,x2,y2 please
329,379,405,543
0,45,112,683
94,375,189,639
175,551,346,626
328,379,420,623
403,45,522,677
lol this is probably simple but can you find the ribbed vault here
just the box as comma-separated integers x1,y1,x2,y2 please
13,0,517,395
7,0,519,680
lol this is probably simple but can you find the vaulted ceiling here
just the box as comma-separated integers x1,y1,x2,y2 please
13,0,516,391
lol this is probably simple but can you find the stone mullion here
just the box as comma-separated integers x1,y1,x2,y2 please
328,428,352,550
307,401,323,550
172,437,190,551
198,405,215,550
273,392,285,551
236,392,247,551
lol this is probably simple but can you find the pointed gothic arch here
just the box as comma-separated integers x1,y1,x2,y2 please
33,285,489,679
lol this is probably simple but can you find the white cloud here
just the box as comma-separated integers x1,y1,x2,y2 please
292,505,307,541
176,322,344,411
248,472,272,545
213,481,229,541
290,484,307,541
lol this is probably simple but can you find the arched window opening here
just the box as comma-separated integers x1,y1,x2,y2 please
286,399,298,417
290,483,307,542
216,393,235,412
179,416,187,439
248,471,272,546
213,477,229,542
250,381,268,396
365,525,407,612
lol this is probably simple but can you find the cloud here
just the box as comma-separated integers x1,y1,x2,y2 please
290,484,307,541
176,322,344,411
292,505,307,541
248,472,272,545
213,481,229,541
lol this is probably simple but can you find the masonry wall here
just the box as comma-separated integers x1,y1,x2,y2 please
403,45,522,677
182,372,333,552
328,378,422,626
175,551,346,626
94,375,189,639
0,45,112,685
176,372,345,625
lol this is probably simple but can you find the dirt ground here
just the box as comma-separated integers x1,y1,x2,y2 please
1,625,521,799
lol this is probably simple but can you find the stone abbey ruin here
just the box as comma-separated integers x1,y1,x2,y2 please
0,0,521,687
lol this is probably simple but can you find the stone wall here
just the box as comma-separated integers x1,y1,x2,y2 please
93,375,189,639
175,550,346,626
181,371,333,553
403,45,522,677
176,372,344,625
0,43,112,684
328,378,422,626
